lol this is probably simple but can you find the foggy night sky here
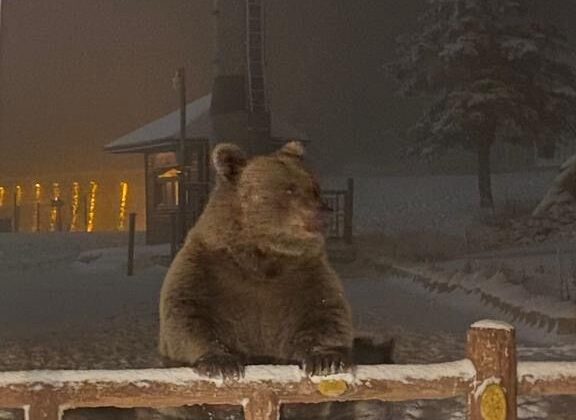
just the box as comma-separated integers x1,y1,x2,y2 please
1,0,576,178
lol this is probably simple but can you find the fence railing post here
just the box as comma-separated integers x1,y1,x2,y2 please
28,393,60,420
467,320,517,420
243,391,280,420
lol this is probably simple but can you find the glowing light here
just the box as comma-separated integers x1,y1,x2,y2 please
49,183,61,232
33,183,42,232
117,181,128,231
69,182,80,232
87,181,98,232
0,187,5,207
34,183,41,201
15,186,22,207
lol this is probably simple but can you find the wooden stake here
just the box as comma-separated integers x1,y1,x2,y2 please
467,320,517,420
27,393,60,420
127,213,136,276
243,391,280,420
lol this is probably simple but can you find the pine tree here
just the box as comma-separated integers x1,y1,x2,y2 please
389,0,576,208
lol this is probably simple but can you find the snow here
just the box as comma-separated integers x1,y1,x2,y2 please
471,320,513,331
0,362,475,390
378,260,576,323
104,94,309,153
519,361,576,385
440,37,478,59
3,167,576,418
354,360,474,384
104,95,214,152
321,168,556,236
0,366,305,389
0,368,218,388
502,38,538,59
308,360,475,385
473,376,501,400
533,152,576,216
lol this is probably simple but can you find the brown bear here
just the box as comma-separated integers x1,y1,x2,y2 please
157,141,354,418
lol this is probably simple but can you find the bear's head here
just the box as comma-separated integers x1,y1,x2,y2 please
211,141,328,258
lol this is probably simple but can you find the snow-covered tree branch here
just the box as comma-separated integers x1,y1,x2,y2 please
388,0,576,208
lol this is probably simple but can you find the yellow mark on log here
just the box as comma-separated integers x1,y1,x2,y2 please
317,379,348,397
480,383,506,420
0,186,5,207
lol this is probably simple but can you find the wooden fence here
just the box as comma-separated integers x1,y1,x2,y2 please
2,320,576,419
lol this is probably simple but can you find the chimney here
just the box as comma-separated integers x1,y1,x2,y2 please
210,0,272,156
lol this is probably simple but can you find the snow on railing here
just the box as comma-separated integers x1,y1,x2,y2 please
0,361,473,420
2,320,576,419
519,361,576,396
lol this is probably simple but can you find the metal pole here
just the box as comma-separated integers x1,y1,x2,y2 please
174,68,187,247
127,213,136,276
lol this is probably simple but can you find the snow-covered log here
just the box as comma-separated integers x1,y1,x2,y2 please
519,362,576,396
0,362,475,420
7,322,576,419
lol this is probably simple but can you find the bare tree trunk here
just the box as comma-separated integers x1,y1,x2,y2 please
477,137,494,209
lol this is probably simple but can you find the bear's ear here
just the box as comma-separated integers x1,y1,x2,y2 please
212,143,247,182
278,141,304,160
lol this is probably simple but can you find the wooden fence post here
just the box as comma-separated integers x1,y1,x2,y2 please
467,320,517,420
127,213,136,276
28,393,61,420
243,391,280,420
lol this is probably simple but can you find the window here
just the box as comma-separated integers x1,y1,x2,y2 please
155,168,180,208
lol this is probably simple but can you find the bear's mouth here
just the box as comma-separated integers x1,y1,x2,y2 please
304,215,325,233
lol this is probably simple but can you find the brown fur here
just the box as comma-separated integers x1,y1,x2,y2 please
159,142,354,381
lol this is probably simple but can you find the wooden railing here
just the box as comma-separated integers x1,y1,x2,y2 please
322,177,354,244
2,320,576,419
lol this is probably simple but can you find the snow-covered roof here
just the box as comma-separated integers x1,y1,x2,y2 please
104,94,214,153
104,94,308,153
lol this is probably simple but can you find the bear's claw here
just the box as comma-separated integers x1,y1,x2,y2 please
304,347,351,376
193,352,246,379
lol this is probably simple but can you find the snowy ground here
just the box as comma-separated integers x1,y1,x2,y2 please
1,232,576,419
323,168,557,237
2,168,576,419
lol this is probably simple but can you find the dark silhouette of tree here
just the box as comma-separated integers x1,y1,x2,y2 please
389,0,576,208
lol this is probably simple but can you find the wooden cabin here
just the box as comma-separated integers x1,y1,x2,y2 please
104,94,309,245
